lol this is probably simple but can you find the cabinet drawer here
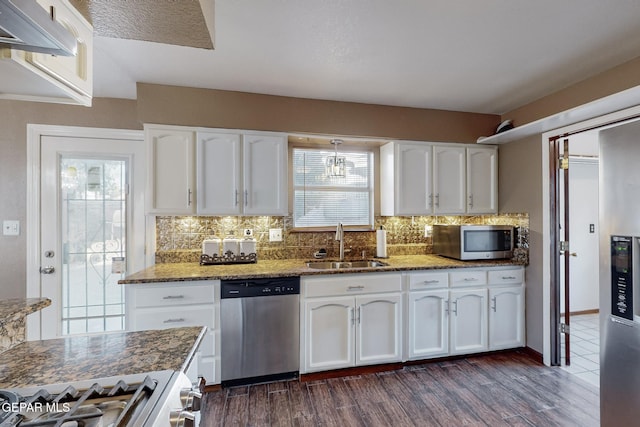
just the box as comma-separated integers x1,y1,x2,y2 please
303,273,402,298
408,271,449,290
488,269,524,285
132,305,215,331
450,270,487,287
132,282,215,308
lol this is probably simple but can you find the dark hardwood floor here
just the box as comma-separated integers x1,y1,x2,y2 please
200,351,599,426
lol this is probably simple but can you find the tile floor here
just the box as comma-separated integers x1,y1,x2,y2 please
560,312,600,388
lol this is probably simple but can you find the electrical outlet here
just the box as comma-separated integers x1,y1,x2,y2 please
243,228,254,237
424,225,432,238
3,220,20,236
269,228,283,242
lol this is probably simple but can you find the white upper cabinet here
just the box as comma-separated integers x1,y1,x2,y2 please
196,131,287,216
146,126,196,215
467,147,498,214
242,133,288,215
146,125,288,216
380,142,432,216
0,0,93,106
197,132,242,215
381,141,498,215
433,145,466,214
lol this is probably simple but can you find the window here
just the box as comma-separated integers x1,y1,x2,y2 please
293,147,374,228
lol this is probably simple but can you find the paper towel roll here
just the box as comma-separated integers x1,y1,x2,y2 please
376,229,388,258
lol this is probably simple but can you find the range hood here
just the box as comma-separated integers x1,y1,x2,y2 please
0,0,77,56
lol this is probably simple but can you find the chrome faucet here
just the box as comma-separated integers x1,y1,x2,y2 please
335,222,345,261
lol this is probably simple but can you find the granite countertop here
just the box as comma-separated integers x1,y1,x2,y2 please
0,298,51,328
0,326,206,389
119,254,525,284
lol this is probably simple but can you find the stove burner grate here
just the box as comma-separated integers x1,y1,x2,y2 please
0,376,157,427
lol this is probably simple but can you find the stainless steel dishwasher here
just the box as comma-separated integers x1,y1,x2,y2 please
220,276,300,387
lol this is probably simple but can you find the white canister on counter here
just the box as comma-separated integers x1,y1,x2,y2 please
239,238,257,255
222,237,240,256
202,237,221,257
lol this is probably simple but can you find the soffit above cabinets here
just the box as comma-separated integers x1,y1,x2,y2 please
68,0,214,49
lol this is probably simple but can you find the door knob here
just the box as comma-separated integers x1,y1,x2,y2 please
40,266,55,274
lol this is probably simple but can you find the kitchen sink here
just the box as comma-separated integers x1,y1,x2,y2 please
306,260,388,270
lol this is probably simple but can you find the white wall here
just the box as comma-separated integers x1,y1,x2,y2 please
559,156,599,313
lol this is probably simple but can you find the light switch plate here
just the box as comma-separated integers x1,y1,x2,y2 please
424,225,432,238
269,228,283,242
3,220,20,236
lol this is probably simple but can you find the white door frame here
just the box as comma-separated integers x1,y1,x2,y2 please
541,104,640,365
26,124,145,340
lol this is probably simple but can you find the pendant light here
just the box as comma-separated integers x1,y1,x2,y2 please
326,138,346,177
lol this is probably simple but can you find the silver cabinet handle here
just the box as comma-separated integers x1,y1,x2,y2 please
491,297,497,312
463,277,478,282
244,189,248,207
235,189,239,206
162,295,185,300
452,300,458,315
428,193,433,208
347,285,365,291
468,194,473,208
444,299,449,315
357,306,361,325
187,189,192,206
40,266,55,274
423,280,440,284
435,194,440,207
502,276,517,280
350,307,355,326
163,318,186,324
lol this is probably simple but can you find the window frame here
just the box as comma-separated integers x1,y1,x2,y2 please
290,144,375,231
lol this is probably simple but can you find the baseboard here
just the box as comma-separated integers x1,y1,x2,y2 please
522,346,544,364
299,348,537,382
560,309,599,316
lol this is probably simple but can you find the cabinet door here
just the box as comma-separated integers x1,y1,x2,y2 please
243,134,288,215
356,294,402,365
27,0,93,102
433,146,466,214
450,288,488,355
304,297,354,372
197,132,242,215
489,286,525,350
146,128,195,214
396,143,432,215
408,290,449,359
467,147,498,213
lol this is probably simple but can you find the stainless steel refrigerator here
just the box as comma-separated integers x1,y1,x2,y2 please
599,119,640,425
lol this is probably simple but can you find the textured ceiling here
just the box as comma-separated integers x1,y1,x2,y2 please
86,0,640,115
69,0,214,49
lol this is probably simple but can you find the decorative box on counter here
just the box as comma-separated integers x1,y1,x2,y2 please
200,237,257,265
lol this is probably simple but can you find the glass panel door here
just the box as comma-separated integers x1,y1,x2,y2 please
60,157,127,334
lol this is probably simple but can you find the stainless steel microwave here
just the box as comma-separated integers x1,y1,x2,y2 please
432,224,515,260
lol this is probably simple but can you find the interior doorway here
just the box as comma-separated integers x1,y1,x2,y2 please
557,132,600,388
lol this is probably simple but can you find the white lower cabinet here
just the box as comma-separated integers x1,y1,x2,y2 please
126,280,220,385
489,285,525,350
408,290,449,359
302,273,402,373
407,267,524,361
449,288,488,355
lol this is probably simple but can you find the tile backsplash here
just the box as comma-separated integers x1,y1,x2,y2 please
155,213,529,263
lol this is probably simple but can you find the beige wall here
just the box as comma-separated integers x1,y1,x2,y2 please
503,56,640,126
498,135,543,353
137,83,498,143
0,89,499,300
